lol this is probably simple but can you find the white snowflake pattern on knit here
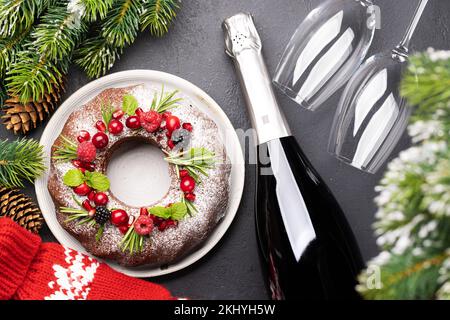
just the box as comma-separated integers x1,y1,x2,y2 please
44,247,99,300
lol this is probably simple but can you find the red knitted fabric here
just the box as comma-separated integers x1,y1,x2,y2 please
0,218,175,300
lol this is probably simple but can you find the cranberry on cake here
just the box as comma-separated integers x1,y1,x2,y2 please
48,84,231,267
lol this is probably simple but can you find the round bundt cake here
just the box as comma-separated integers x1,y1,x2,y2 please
48,84,231,267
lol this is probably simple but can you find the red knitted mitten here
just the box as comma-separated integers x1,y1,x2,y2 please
0,218,175,300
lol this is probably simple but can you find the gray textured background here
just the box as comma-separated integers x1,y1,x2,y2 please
2,0,449,299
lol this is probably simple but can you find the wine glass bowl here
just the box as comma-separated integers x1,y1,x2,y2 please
273,0,376,111
328,52,411,173
328,0,429,173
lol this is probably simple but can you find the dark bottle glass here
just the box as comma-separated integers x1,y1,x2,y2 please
256,137,364,300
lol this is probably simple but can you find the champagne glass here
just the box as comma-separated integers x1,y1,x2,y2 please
328,0,429,173
273,0,377,111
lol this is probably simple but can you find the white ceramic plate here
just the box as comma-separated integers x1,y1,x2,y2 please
35,70,245,278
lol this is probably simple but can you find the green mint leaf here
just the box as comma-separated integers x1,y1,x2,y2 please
148,206,172,219
85,171,110,191
148,202,188,221
170,202,188,221
122,95,139,116
63,169,85,187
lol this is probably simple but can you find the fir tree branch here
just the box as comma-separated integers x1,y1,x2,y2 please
1,0,180,104
0,27,31,77
140,0,179,37
74,35,122,79
32,3,87,62
0,0,48,37
401,52,450,115
358,251,447,300
80,0,114,22
5,46,69,103
101,0,141,48
386,253,447,288
0,82,6,106
358,50,450,300
0,138,45,188
0,1,73,102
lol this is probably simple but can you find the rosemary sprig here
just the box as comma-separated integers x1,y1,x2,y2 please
181,196,198,216
101,100,114,131
72,194,82,207
60,207,96,227
164,147,216,182
120,226,144,254
150,85,182,113
53,135,78,162
96,225,105,242
63,195,104,241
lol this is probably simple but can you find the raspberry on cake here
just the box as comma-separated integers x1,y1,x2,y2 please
77,141,96,163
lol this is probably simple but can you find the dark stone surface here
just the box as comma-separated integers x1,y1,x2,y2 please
1,0,449,299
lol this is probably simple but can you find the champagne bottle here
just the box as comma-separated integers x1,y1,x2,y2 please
223,13,364,300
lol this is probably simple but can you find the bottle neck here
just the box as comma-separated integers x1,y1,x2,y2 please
223,13,291,146
233,48,291,145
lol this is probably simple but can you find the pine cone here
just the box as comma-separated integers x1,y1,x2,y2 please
0,187,44,233
1,80,65,134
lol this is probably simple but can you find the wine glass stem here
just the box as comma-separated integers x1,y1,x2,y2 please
397,0,429,50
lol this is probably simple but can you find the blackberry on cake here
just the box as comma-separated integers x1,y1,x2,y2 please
95,207,111,225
